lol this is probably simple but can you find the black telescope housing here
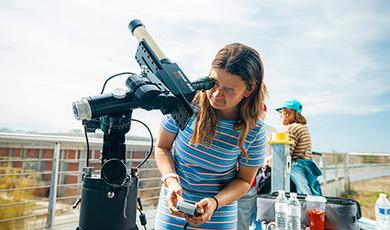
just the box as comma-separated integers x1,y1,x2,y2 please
72,19,214,230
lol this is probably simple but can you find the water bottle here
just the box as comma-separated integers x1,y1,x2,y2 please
287,193,301,230
375,193,390,230
275,190,288,230
387,208,390,230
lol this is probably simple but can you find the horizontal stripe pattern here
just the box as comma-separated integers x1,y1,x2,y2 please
156,114,266,229
155,187,237,230
287,122,312,160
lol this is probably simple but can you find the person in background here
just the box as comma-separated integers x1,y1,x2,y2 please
237,104,268,230
276,99,322,195
154,43,267,229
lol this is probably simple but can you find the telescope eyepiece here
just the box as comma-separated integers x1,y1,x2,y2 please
191,77,216,91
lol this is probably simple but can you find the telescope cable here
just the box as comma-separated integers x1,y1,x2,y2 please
137,197,148,230
82,72,136,168
84,125,90,167
132,118,154,169
81,72,155,227
99,72,155,168
100,72,136,94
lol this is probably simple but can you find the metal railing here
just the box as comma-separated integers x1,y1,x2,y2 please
1,132,390,229
0,132,159,230
312,151,390,197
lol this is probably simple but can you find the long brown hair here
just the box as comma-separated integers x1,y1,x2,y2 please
190,43,266,157
283,109,307,125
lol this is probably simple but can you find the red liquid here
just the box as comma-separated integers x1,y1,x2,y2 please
307,209,325,230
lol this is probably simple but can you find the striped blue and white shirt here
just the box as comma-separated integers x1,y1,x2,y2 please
155,114,267,229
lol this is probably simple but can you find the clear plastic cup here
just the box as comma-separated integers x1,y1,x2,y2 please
305,195,327,230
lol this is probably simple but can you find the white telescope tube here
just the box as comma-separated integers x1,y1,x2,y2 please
129,19,167,60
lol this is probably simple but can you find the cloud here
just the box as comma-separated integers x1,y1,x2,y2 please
252,0,390,118
0,0,389,135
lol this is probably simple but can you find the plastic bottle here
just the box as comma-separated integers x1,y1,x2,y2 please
387,208,390,230
375,193,390,230
275,190,288,230
287,192,301,230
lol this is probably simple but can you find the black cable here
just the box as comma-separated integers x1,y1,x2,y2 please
100,72,135,94
99,72,154,169
83,125,90,167
184,222,189,230
131,119,154,169
80,72,154,229
87,72,154,229
88,71,133,168
137,198,148,230
123,181,130,218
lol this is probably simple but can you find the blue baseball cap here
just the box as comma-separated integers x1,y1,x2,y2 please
276,99,303,113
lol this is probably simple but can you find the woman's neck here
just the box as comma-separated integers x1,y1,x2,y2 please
216,107,238,120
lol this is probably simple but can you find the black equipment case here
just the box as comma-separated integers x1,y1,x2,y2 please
256,192,362,230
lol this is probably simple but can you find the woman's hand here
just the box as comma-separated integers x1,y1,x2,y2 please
166,178,185,217
185,197,217,226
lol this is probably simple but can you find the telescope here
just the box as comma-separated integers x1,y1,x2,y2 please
72,19,214,230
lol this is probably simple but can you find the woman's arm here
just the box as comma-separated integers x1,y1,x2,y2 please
155,126,185,216
155,126,177,177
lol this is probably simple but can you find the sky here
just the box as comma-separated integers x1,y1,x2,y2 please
0,0,389,153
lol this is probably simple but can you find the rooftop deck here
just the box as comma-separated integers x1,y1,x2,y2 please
1,132,389,229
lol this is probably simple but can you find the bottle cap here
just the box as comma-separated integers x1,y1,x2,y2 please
290,192,297,198
379,193,387,199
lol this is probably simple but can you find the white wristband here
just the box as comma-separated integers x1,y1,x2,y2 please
161,172,179,185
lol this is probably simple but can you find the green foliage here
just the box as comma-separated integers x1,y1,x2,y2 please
0,164,38,230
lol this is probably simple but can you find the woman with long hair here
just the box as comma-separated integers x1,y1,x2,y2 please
154,43,267,229
277,99,312,160
277,99,322,195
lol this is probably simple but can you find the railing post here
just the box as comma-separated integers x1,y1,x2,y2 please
334,153,339,196
321,154,327,185
345,153,351,193
46,142,61,230
78,148,85,191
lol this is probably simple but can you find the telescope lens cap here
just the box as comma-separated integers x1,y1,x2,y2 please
128,19,144,33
